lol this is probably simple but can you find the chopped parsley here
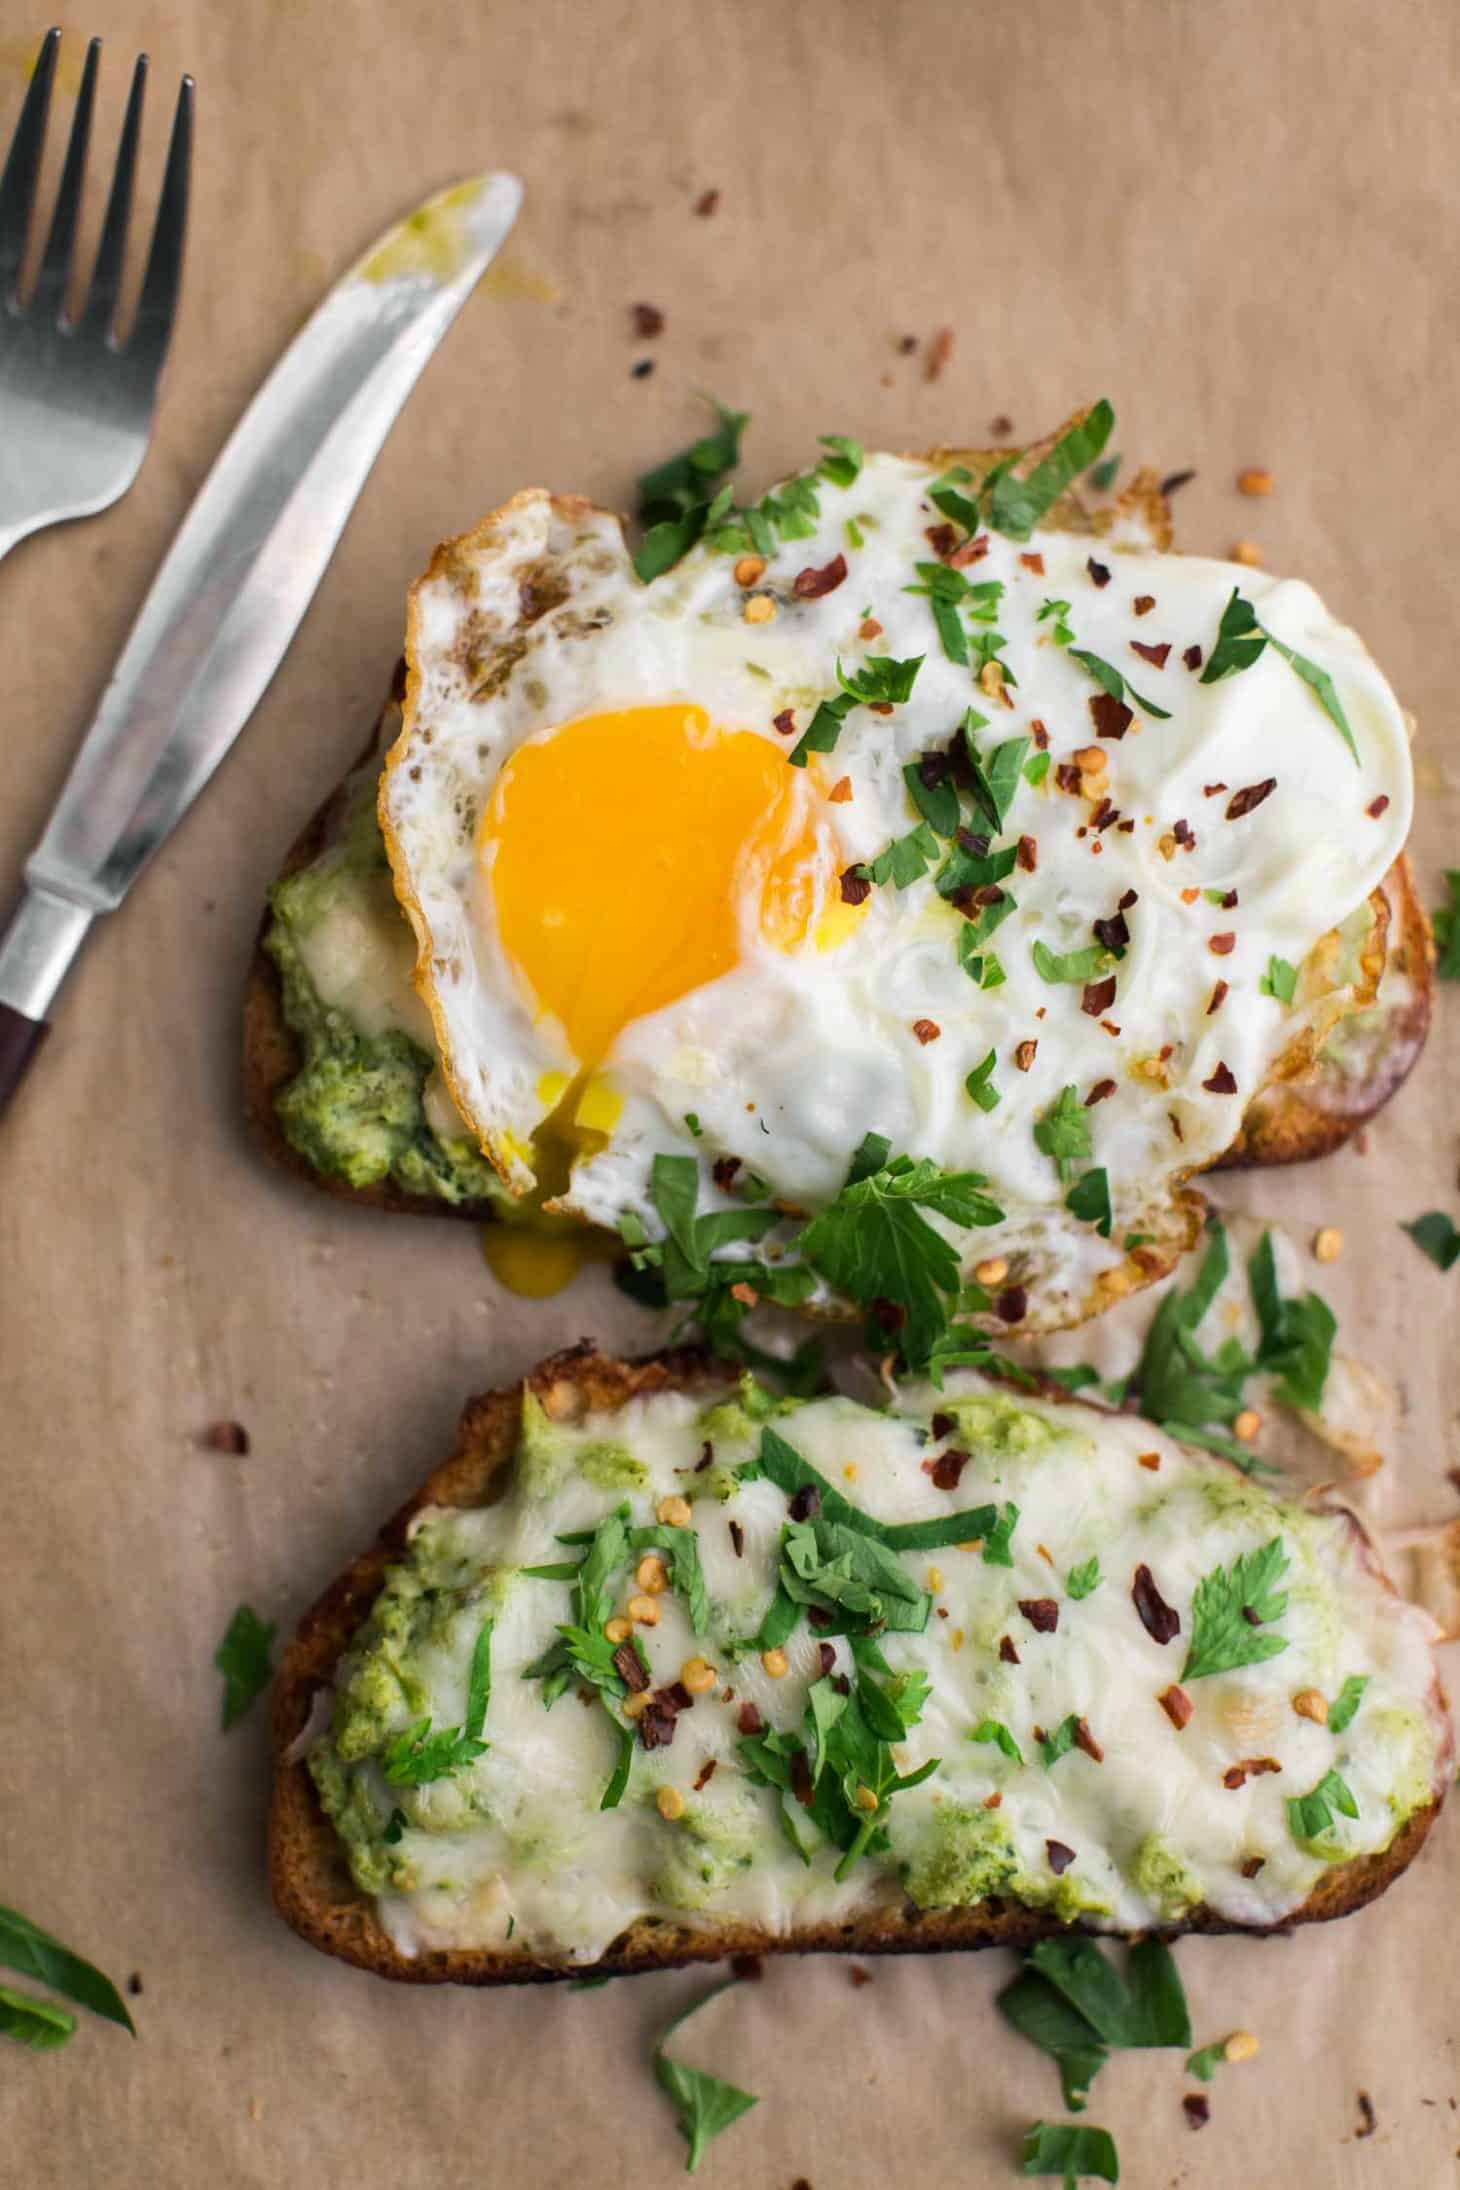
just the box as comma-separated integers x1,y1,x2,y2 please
1020,2122,1120,2185
382,1808,407,1845
1287,1767,1359,1844
215,1604,276,1731
1068,645,1171,722
1033,940,1113,986
1024,749,1052,786
965,1047,1001,1111
788,653,923,768
1185,2039,1230,2081
1260,954,1298,1002
1403,1211,1460,1272
381,1716,487,1787
0,1987,76,2051
1247,1231,1337,1410
1089,453,1122,493
986,400,1115,541
966,727,1032,834
749,1425,1014,1558
1000,1936,1189,2115
634,400,748,581
652,1980,758,2173
1033,1085,1092,1182
905,563,1000,665
1181,1538,1290,1682
1199,586,1358,761
971,1717,1024,1764
1434,870,1460,979
1039,1715,1081,1768
1066,1168,1112,1237
1037,597,1075,645
861,821,941,890
0,1905,134,2049
1066,1557,1101,1600
1327,1674,1369,1734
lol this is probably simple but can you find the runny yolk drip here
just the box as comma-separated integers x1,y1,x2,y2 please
480,703,842,1068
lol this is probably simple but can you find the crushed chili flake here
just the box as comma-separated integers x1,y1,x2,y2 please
859,617,883,639
613,1643,649,1692
840,866,871,906
1181,886,1199,905
1073,1718,1104,1763
630,302,665,338
1082,974,1118,1017
1367,795,1390,818
729,1519,745,1558
729,1280,758,1307
984,1791,1003,1809
1014,1040,1038,1072
870,1296,907,1333
828,775,852,802
848,1963,874,1987
694,1758,718,1793
1100,1018,1121,1036
713,1155,742,1191
1132,1564,1181,1644
818,1642,837,1677
793,552,848,600
1207,980,1230,1016
999,1635,1020,1665
1160,468,1196,496
1016,833,1038,872
1019,551,1045,574
930,1411,954,1438
1046,1840,1076,1875
912,1018,941,1045
990,413,1014,437
1086,1078,1116,1105
1226,777,1276,821
1158,1684,1194,1729
1240,1855,1266,1878
926,521,959,560
1132,595,1156,616
1184,644,1204,671
1209,932,1236,956
997,1285,1028,1323
693,187,721,217
1087,557,1111,588
790,1749,816,1808
1090,692,1133,740
1173,818,1194,846
201,1420,250,1455
949,532,991,569
925,326,954,382
1055,762,1083,794
1202,1061,1238,1094
734,1700,764,1739
788,1483,822,1523
897,334,918,355
931,1447,970,1491
1131,638,1170,667
1223,1756,1281,1789
638,1701,680,1750
1183,2095,1211,2131
1093,909,1129,951
773,708,796,736
1029,718,1049,748
1355,2094,1377,2139
1019,1597,1059,1633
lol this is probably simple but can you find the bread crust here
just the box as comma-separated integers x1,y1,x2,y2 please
269,1345,1446,1988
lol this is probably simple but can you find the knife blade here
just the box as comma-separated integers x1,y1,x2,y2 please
0,169,522,1109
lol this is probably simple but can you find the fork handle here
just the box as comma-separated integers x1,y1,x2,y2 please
0,884,94,1122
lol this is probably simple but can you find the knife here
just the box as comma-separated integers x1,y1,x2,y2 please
0,169,522,1116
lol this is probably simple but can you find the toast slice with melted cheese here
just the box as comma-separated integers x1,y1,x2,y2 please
270,1345,1448,1986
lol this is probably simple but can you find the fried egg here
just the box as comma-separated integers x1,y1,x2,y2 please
379,437,1412,1330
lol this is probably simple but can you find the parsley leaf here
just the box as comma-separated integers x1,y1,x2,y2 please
1198,587,1359,760
965,1047,1001,1111
1068,645,1171,721
1066,1556,1101,1600
652,1980,758,2173
1089,453,1122,493
463,1620,494,1741
1033,1085,1092,1182
966,727,1032,835
816,433,863,488
999,1973,1109,2111
1327,1673,1369,1734
904,758,961,838
1260,954,1298,1002
753,1426,1009,1559
215,1604,275,1731
1001,1938,1189,2121
1186,2039,1230,2081
1039,1715,1080,1768
971,1717,1024,1764
788,655,923,767
1021,2123,1120,2184
381,1716,487,1786
1066,1169,1112,1238
907,561,976,664
1434,871,1460,979
1264,631,1360,763
1037,597,1074,646
0,1906,133,2036
1024,749,1052,786
1247,1231,1336,1409
0,1984,76,2051
635,402,748,580
1181,1538,1290,1681
1287,1767,1359,1844
864,821,942,889
985,400,1115,541
1403,1211,1460,1271
1033,940,1113,986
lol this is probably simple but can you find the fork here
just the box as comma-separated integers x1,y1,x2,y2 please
0,28,193,564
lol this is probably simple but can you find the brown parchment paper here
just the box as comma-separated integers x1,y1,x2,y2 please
3,2,1458,2183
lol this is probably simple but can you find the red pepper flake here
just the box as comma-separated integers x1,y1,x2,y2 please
630,302,665,338
926,521,959,560
1082,974,1117,1017
990,413,1014,438
1132,1564,1181,1644
638,1701,681,1750
1019,1597,1059,1633
736,1700,763,1735
1158,1684,1193,1729
1019,551,1045,574
1016,833,1038,872
912,1018,941,1045
1240,1855,1266,1878
201,1420,250,1455
713,1155,742,1190
1184,644,1204,671
1173,817,1194,846
930,1447,970,1491
1117,818,1135,832
983,1791,1003,1809
1014,1040,1038,1072
1046,1840,1076,1875
1209,931,1236,955
1131,638,1170,667
790,1750,816,1807
1029,718,1050,749
1086,1078,1116,1105
1223,1756,1282,1789
613,1643,649,1692
694,1758,718,1793
729,1519,745,1559
1132,594,1156,616
1090,692,1133,740
1219,888,1239,907
793,552,848,600
788,1483,822,1523
1183,2095,1211,2131
925,325,954,382
840,866,871,906
859,617,883,639
948,532,991,569
1160,468,1197,497
930,1411,954,1438
1073,1718,1104,1763
818,1642,837,1677
898,334,919,355
1203,1061,1238,1094
1138,1451,1161,1470
997,1285,1028,1323
1356,2094,1377,2140
1055,762,1083,794
1087,557,1111,588
773,708,796,737
828,775,853,803
693,187,721,217
1207,980,1229,1016
999,1635,1020,1665
1091,797,1119,831
1225,777,1277,821
1093,909,1129,950
848,1963,874,1988
1367,795,1390,819
1202,782,1227,798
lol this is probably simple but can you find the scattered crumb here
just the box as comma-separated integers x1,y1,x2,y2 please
127,1972,143,1996
730,1952,764,1982
1237,466,1274,496
200,1420,250,1455
990,414,1014,438
630,302,664,338
848,1964,873,1988
1230,540,1263,566
1182,2094,1211,2129
631,359,654,380
1356,2092,1377,2139
1159,468,1197,497
924,326,954,382
693,187,720,217
896,333,918,354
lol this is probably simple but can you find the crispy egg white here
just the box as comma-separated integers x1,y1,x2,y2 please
379,452,1411,1328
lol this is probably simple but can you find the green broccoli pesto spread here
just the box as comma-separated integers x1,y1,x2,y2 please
264,776,502,1205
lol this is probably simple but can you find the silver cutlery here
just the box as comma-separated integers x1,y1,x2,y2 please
0,168,522,1116
0,27,193,563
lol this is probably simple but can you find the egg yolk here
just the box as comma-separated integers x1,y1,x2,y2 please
481,704,846,1067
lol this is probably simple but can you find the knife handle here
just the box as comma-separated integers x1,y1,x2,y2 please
0,1002,47,1119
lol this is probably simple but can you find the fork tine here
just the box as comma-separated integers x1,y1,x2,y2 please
81,50,146,337
0,27,60,306
124,72,192,384
32,35,100,321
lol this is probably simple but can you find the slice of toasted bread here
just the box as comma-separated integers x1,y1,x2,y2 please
270,1344,1446,1987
